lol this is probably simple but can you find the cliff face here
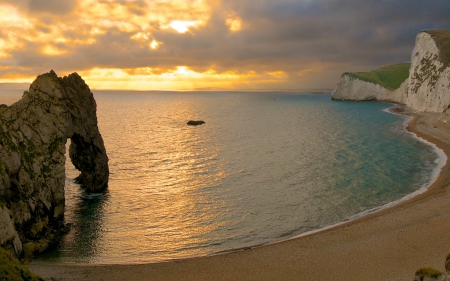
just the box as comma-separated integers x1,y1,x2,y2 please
331,74,408,103
332,30,450,117
0,71,109,259
406,31,450,112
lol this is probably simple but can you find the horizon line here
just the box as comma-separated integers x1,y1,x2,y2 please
0,83,333,93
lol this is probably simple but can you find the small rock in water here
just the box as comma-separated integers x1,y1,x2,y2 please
187,120,205,126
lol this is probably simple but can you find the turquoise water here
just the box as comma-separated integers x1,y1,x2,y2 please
0,91,443,264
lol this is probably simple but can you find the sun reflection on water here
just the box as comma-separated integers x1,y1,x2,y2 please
31,91,440,264
67,92,232,262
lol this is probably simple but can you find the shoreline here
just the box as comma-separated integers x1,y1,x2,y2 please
28,111,450,280
284,106,447,244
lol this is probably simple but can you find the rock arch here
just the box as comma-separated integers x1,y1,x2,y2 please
0,70,109,258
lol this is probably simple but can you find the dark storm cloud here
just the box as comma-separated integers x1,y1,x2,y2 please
212,0,450,85
133,0,450,77
219,0,450,61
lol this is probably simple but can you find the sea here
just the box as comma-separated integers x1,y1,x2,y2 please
0,90,445,264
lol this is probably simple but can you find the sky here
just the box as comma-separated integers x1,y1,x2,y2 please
0,0,449,91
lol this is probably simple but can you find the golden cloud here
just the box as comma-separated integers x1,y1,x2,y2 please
166,20,200,33
225,11,242,32
0,0,337,90
0,0,216,57
62,66,293,90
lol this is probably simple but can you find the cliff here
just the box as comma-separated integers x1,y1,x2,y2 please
406,30,450,112
331,64,409,103
0,71,109,259
332,30,450,119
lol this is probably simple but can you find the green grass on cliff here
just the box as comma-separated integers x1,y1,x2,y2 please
0,248,44,281
346,63,411,90
426,30,450,66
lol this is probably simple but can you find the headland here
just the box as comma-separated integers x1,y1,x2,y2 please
26,29,450,280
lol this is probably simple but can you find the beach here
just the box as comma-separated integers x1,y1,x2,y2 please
27,111,450,281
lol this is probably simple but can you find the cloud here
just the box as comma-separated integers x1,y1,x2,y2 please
0,0,449,90
29,0,77,15
0,0,77,15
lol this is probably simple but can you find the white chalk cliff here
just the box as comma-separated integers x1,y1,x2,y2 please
331,73,408,103
406,31,450,112
332,30,450,121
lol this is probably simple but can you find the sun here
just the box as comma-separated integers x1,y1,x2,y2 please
168,20,199,33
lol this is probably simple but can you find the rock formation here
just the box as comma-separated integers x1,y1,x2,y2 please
413,253,450,281
332,30,450,280
331,71,408,103
406,30,450,112
187,120,205,126
446,253,450,281
0,70,109,259
414,268,446,281
332,30,450,122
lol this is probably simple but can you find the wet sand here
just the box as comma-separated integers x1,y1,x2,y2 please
28,111,450,281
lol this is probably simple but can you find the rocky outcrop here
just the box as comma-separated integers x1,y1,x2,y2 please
0,247,44,280
406,31,450,112
0,70,109,259
331,73,408,103
446,253,450,281
413,253,450,281
332,30,450,120
413,268,446,281
439,110,450,124
187,120,205,126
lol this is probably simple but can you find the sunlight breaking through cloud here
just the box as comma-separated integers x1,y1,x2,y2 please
167,21,199,33
74,66,290,90
225,12,242,32
0,0,449,90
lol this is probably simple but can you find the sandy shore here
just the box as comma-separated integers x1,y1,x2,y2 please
28,111,450,281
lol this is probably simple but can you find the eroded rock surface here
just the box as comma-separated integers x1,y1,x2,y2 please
406,31,450,112
332,30,450,122
0,70,108,258
331,73,408,103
